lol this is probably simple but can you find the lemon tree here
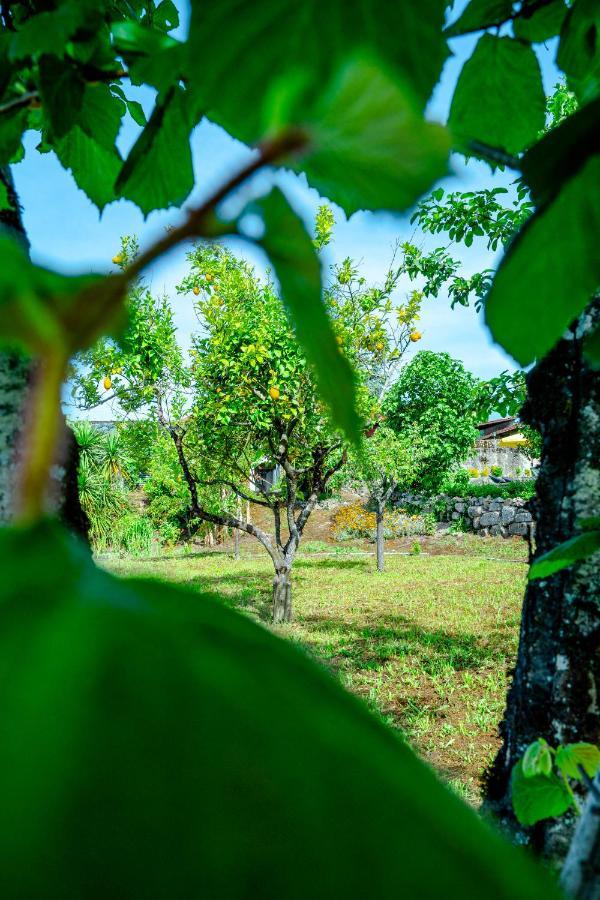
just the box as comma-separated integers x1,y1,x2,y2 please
175,227,424,623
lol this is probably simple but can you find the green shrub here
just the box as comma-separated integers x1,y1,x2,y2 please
114,514,154,555
331,503,436,541
490,465,503,477
440,480,535,501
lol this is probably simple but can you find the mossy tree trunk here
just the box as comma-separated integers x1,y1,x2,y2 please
484,299,600,861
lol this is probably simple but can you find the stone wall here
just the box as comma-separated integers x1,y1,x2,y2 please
395,493,535,539
450,497,534,538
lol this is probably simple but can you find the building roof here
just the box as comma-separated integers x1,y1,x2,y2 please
477,416,520,439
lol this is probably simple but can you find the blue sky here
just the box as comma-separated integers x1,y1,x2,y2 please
11,3,561,417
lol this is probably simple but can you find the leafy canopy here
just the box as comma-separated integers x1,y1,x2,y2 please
384,351,483,494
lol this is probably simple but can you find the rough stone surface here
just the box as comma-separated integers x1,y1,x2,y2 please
394,491,536,539
515,510,533,523
509,523,528,536
501,506,516,525
480,511,501,527
489,524,503,536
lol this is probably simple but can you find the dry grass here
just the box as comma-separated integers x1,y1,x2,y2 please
104,535,527,805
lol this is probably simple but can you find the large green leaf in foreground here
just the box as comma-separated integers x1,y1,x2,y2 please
0,521,559,898
186,0,448,143
486,156,600,366
449,34,545,156
257,188,359,443
299,58,450,217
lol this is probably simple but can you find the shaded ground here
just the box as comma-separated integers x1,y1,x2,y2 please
105,531,527,805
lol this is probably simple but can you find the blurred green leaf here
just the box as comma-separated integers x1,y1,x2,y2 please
0,519,562,898
486,156,600,366
111,20,183,91
529,529,600,580
8,4,83,60
115,85,193,215
511,760,572,826
299,57,449,217
558,0,600,104
449,35,545,156
445,0,513,37
556,743,600,780
513,0,567,42
186,0,448,143
0,107,28,167
256,187,360,443
521,98,600,207
39,56,85,139
153,0,179,31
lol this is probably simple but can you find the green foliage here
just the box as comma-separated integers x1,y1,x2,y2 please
486,155,600,366
344,426,423,502
71,420,135,549
445,0,513,37
449,35,545,157
384,352,482,494
513,1,567,42
115,85,194,214
512,737,600,826
331,501,435,542
297,57,449,217
445,481,536,501
256,188,359,441
511,759,572,827
185,0,449,143
0,520,561,899
529,527,600,580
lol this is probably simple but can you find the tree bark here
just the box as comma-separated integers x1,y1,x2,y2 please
560,768,600,899
484,299,600,861
376,502,385,573
0,166,31,522
272,565,293,624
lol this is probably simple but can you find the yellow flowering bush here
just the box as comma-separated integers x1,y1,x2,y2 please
331,502,435,541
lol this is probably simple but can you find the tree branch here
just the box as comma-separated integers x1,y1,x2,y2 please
125,128,308,282
196,477,270,508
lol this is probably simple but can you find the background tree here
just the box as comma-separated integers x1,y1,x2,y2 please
177,238,424,622
384,351,483,494
1,0,599,891
343,425,422,572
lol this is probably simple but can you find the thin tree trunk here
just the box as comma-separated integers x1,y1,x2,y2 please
484,299,600,862
272,565,293,624
233,500,241,560
376,501,385,573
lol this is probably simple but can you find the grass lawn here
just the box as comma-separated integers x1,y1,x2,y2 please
104,535,527,805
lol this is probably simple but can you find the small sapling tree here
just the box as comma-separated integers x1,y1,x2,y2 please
343,425,422,572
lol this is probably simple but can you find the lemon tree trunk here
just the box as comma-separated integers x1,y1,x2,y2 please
272,565,293,625
376,502,385,572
